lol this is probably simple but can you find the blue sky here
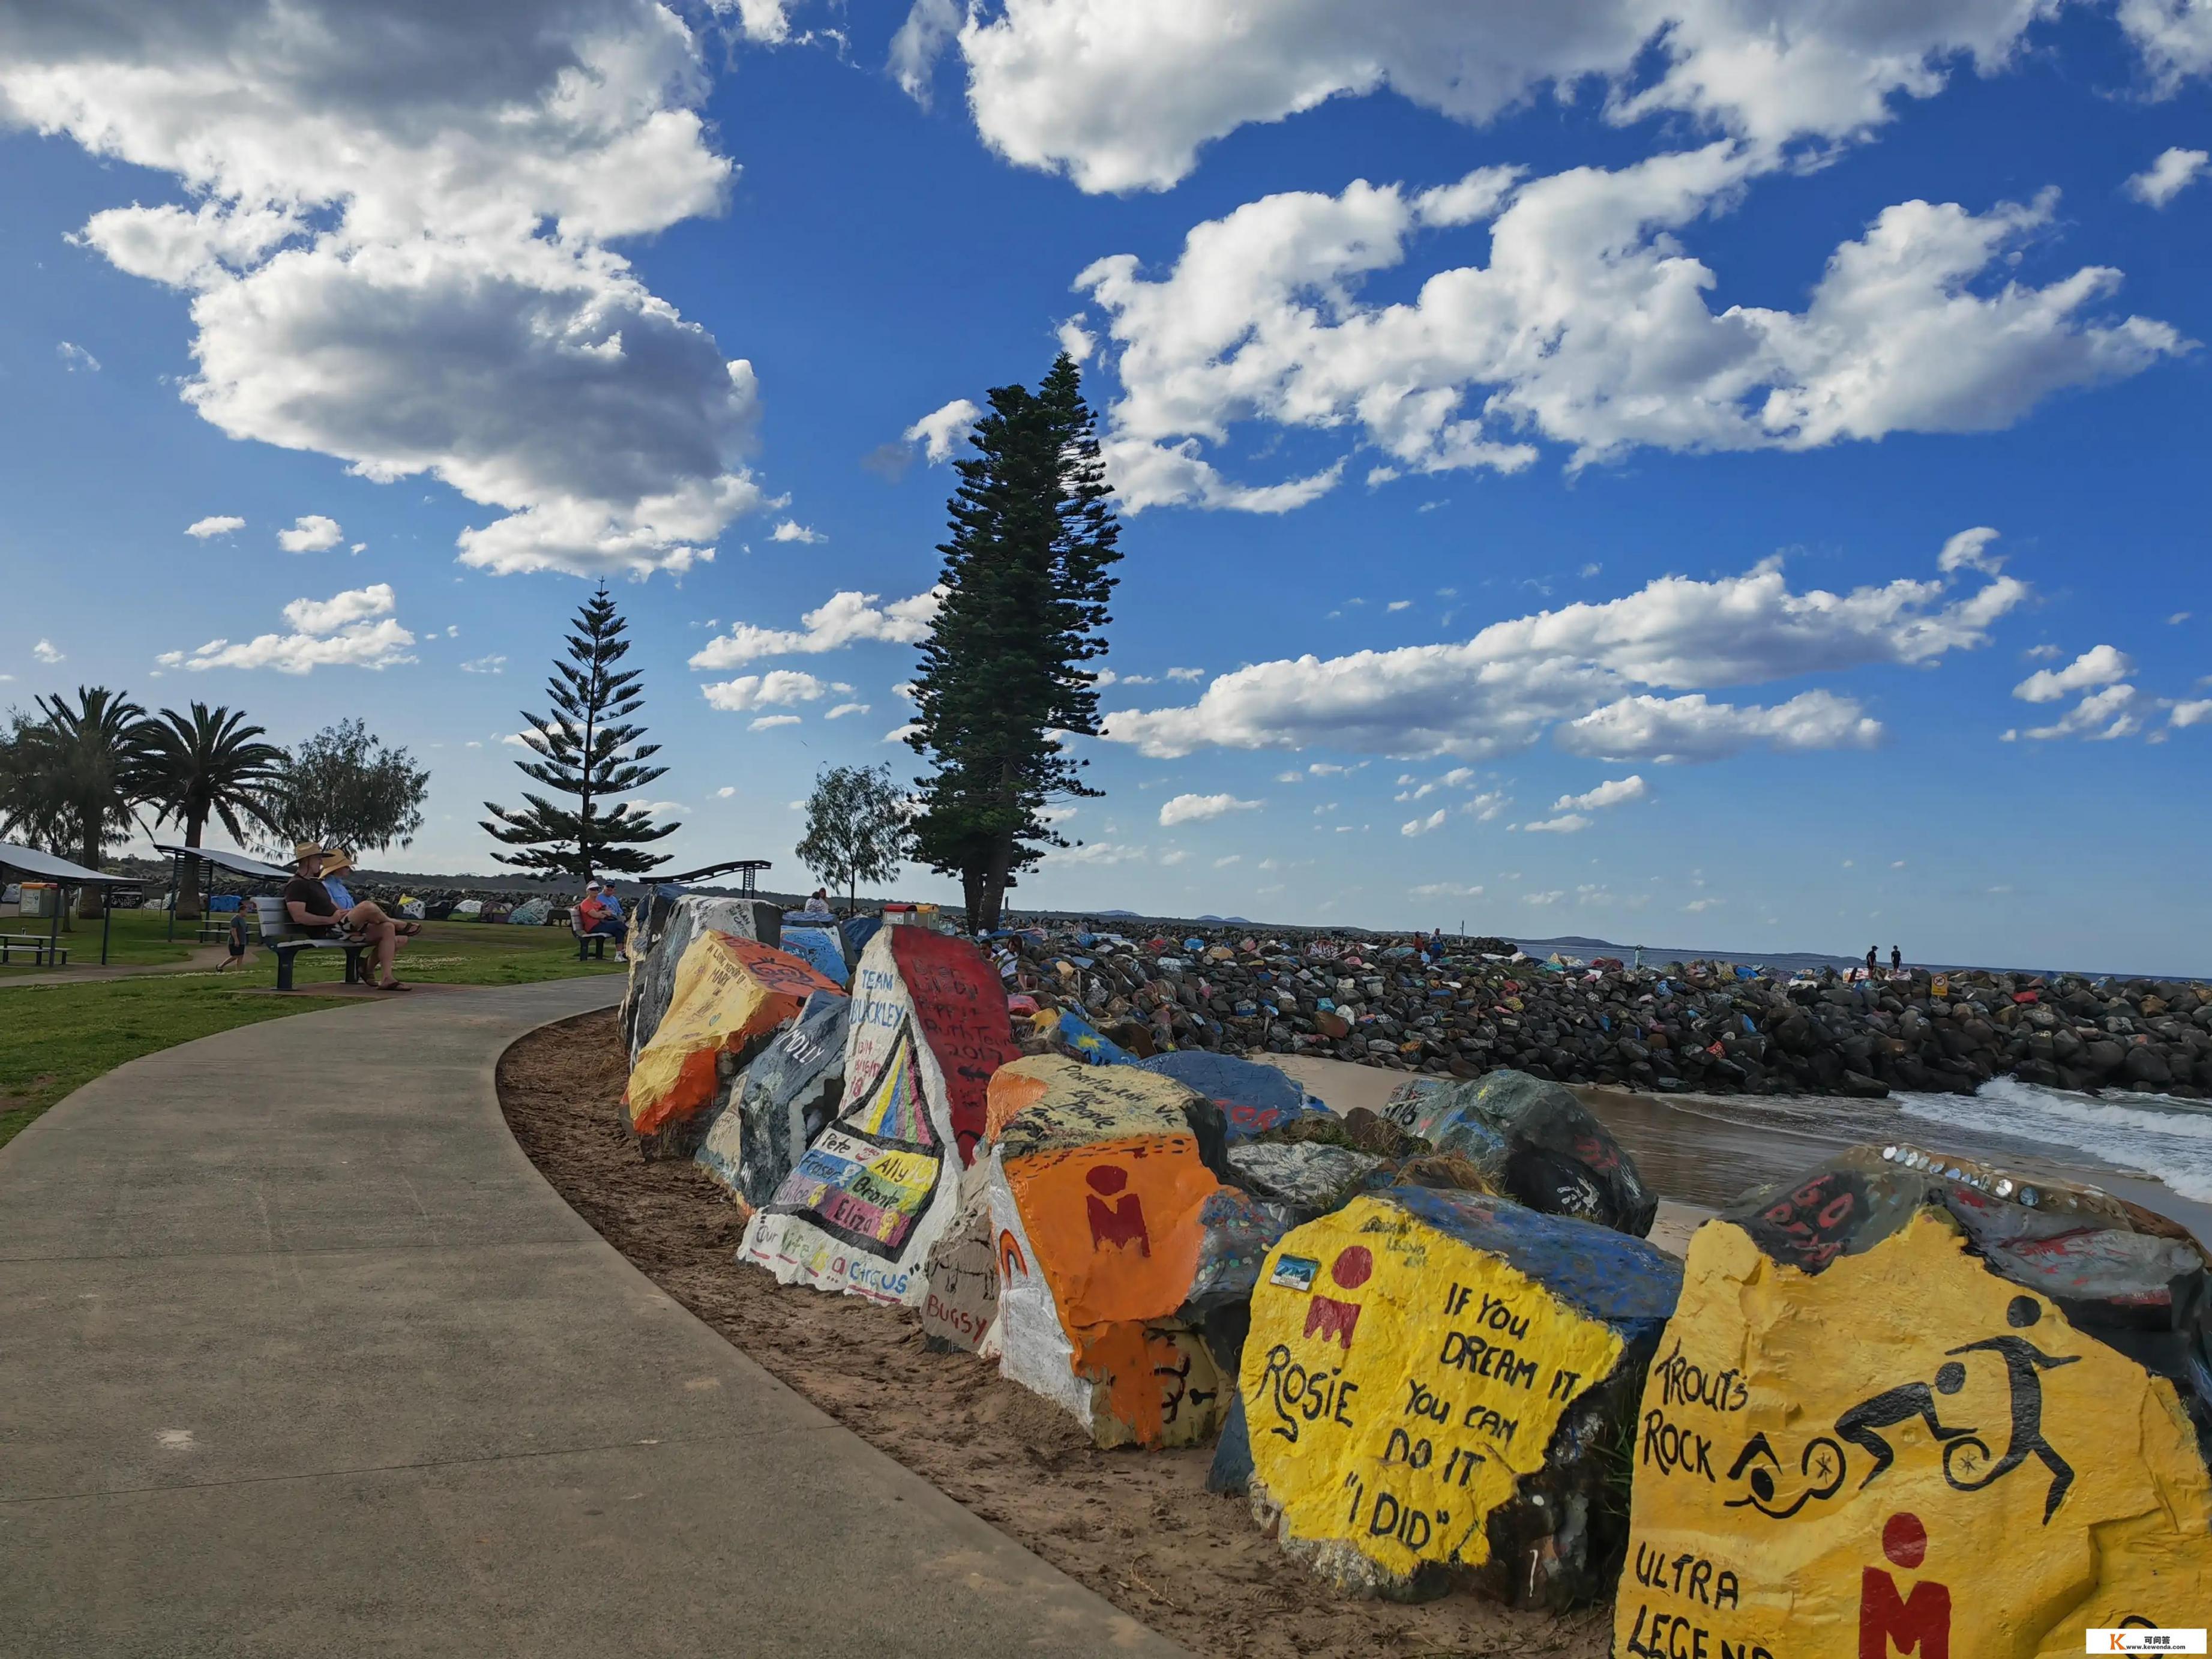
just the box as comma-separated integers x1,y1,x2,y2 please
0,1,2207,972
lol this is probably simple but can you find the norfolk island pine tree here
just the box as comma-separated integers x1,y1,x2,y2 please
905,354,1119,933
480,585,679,882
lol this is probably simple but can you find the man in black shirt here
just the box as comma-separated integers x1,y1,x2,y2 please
284,843,408,990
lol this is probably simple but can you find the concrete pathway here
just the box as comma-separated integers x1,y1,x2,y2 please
0,977,1182,1659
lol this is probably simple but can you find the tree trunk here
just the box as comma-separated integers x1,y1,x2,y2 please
960,866,985,932
177,813,206,921
977,832,1014,936
76,828,104,920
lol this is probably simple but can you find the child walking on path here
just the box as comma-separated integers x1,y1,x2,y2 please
219,897,252,972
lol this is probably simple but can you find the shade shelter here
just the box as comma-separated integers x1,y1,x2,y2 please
152,843,295,940
0,843,134,966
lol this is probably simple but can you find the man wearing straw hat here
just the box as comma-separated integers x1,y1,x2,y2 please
283,842,411,991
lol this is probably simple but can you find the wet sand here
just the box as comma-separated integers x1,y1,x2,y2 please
1257,1053,2212,1247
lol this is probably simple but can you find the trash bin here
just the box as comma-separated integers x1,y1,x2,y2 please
18,881,56,919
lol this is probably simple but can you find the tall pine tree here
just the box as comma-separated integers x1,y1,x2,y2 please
907,354,1120,932
480,585,679,881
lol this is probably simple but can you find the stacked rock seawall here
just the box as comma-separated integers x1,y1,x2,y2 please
999,927,2212,1100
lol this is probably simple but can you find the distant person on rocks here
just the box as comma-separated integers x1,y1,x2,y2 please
1866,946,1878,975
576,882,628,960
284,843,409,991
1891,946,1903,974
804,887,834,918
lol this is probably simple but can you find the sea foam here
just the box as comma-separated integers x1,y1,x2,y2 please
1897,1076,2212,1203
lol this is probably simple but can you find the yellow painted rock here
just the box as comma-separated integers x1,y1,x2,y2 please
624,933,841,1143
982,1053,1200,1156
1615,1144,2212,1658
1242,1188,1682,1605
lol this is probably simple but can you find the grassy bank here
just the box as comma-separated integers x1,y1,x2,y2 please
0,920,622,1149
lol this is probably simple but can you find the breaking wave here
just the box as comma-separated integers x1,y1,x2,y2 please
1896,1076,2212,1203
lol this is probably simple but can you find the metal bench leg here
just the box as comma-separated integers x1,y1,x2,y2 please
275,949,295,992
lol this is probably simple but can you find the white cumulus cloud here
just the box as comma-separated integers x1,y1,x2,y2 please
2013,644,2135,703
1159,792,1263,825
1554,774,1649,811
185,514,246,539
32,639,64,664
2006,682,2144,742
1075,155,2183,509
749,714,802,730
771,520,825,544
942,0,2111,195
1559,691,1883,762
1522,813,1591,834
904,398,982,463
691,588,944,669
1105,540,2013,760
277,514,344,553
700,669,835,712
157,583,415,674
56,341,100,373
2127,146,2210,207
7,2,770,579
1401,808,1448,836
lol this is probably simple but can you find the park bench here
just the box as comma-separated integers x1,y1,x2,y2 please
253,896,369,992
0,934,67,968
570,905,615,962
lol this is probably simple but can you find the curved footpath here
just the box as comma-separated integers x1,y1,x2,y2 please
0,978,1182,1658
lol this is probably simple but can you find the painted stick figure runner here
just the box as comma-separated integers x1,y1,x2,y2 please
1941,1296,2080,1523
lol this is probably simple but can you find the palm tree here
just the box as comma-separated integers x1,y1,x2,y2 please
136,702,284,920
12,687,149,919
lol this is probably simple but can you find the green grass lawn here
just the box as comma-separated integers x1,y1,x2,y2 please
0,906,205,970
0,919,623,1150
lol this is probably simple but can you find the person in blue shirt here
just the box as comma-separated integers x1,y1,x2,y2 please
322,849,419,936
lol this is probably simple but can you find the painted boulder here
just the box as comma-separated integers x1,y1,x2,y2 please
1135,1050,1323,1142
738,928,1018,1305
777,914,849,986
623,934,841,1149
694,989,849,1210
1615,1142,2212,1659
1242,1188,1681,1606
1227,1140,1382,1223
620,894,782,1062
918,1158,1002,1355
1377,1068,1656,1236
989,1128,1227,1448
985,1053,1203,1158
974,1052,1233,1444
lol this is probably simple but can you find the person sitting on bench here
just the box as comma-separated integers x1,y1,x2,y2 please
576,881,627,960
320,848,420,936
285,842,409,990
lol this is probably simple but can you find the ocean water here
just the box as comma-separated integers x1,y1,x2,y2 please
1895,1076,2212,1203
